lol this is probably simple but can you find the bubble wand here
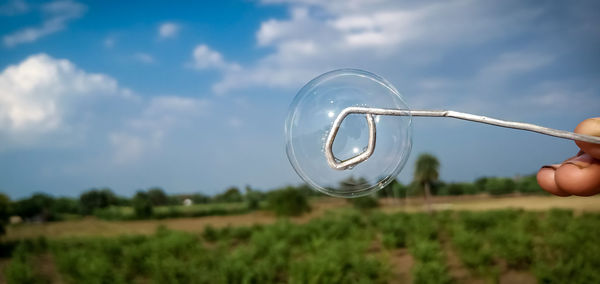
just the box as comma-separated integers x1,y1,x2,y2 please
325,106,600,171
285,69,600,198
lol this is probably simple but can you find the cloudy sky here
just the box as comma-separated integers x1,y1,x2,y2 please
1,0,599,198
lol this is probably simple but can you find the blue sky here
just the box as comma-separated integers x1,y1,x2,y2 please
0,0,599,199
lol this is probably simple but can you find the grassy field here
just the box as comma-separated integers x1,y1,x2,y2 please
2,195,600,283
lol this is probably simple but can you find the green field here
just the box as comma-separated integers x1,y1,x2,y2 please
3,205,600,283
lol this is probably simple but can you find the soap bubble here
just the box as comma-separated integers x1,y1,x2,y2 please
285,69,412,197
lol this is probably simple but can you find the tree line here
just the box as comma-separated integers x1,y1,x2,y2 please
337,153,544,211
0,153,545,233
0,184,318,232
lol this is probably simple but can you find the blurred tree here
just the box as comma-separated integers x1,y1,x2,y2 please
475,177,488,193
115,196,132,206
214,187,243,203
52,197,79,214
13,193,55,222
267,186,311,216
133,191,153,219
191,193,210,204
167,195,182,206
378,178,407,198
244,185,264,210
485,177,516,195
147,187,168,206
0,193,9,235
297,183,323,197
439,183,475,196
516,174,543,194
350,195,379,210
79,188,118,215
414,153,440,212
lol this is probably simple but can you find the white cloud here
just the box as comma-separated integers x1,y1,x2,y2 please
133,52,155,64
189,44,241,74
109,132,146,165
109,96,209,164
158,22,180,39
0,53,211,164
145,96,208,115
0,53,127,146
213,0,546,93
3,0,86,47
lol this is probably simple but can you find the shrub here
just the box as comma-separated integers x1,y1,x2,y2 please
267,187,311,217
485,177,516,195
147,188,168,206
516,174,543,194
79,188,118,215
439,183,477,196
244,187,264,210
52,197,80,215
349,195,379,210
12,193,55,221
202,225,219,242
214,187,243,203
132,191,153,219
4,243,47,284
378,215,408,248
413,261,451,284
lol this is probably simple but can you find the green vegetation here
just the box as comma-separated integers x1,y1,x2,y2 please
0,193,9,235
4,212,387,283
213,186,243,203
5,184,319,222
132,191,154,219
446,209,600,283
339,177,380,210
79,188,121,215
349,195,379,210
4,152,546,224
414,153,440,211
374,212,450,283
266,186,311,216
3,209,600,283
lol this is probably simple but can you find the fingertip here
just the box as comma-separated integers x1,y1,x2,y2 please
555,156,600,196
574,117,600,159
537,166,571,196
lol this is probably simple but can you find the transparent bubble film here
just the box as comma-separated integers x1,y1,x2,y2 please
285,69,412,198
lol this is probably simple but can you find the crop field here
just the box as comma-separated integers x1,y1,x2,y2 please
2,203,600,283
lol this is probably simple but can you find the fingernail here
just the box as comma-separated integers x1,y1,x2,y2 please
563,153,594,169
541,164,561,170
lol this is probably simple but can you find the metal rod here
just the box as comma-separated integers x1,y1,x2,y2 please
325,106,600,170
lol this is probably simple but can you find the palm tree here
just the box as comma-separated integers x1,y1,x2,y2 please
414,153,440,212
